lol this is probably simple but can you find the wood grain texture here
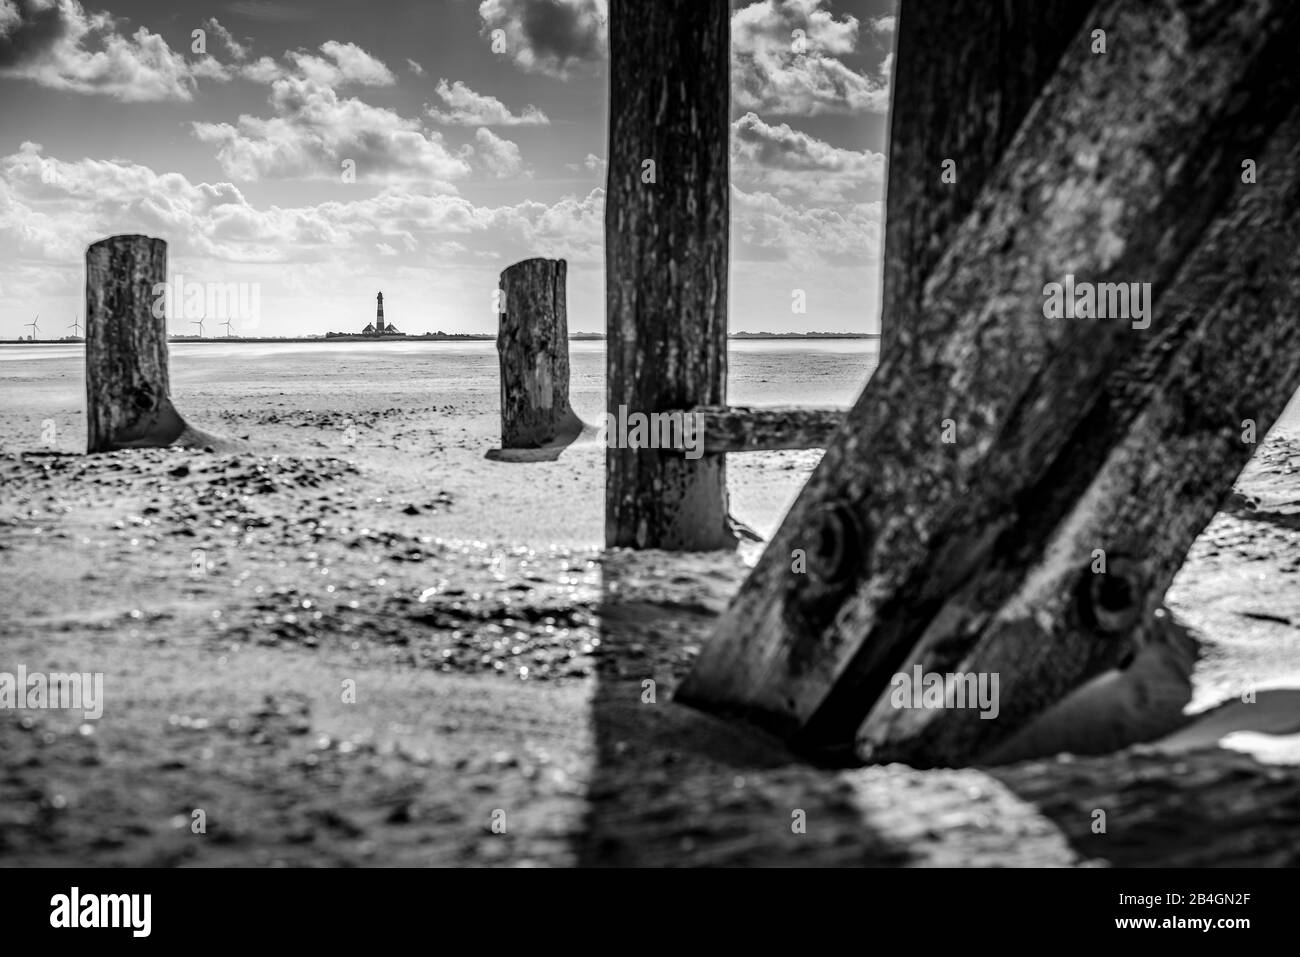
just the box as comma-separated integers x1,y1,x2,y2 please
605,0,734,551
496,258,583,448
861,101,1300,765
879,1,1095,356
85,235,182,453
677,0,1300,761
685,406,846,454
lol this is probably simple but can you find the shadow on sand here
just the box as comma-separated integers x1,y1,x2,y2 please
575,565,1300,865
574,549,915,866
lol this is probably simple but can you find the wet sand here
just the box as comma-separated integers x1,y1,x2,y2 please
1,345,1298,866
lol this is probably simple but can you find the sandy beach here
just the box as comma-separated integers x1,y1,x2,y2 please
2,341,1299,867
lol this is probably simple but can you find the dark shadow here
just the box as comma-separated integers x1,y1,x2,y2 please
485,419,598,463
982,619,1300,866
978,611,1202,766
102,395,246,455
988,733,1300,866
574,549,915,866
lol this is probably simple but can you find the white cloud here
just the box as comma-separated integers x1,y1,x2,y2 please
238,54,281,84
427,79,549,126
478,0,607,78
203,17,248,61
732,112,883,203
193,71,466,183
0,142,601,267
731,183,881,266
467,127,528,178
0,0,232,101
283,40,395,87
406,57,424,76
732,0,889,115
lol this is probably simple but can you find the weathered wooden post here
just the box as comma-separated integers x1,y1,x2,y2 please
495,257,584,449
878,0,1092,358
86,234,223,453
605,0,734,550
678,0,1300,765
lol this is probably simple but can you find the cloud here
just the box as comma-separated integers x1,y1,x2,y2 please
733,112,881,176
731,112,883,202
583,153,605,176
0,142,603,267
731,184,880,266
203,17,248,61
237,54,279,83
283,40,395,87
426,78,549,126
406,57,424,76
478,0,606,78
0,0,230,100
732,0,889,115
467,127,528,178
193,71,468,183
0,142,872,333
872,14,896,35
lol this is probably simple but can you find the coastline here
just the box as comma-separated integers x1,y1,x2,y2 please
0,333,884,347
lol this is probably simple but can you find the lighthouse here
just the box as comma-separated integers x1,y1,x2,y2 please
359,291,399,336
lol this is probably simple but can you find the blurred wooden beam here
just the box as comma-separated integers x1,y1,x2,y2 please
683,406,845,454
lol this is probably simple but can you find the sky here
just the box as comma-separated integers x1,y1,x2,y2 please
0,0,895,338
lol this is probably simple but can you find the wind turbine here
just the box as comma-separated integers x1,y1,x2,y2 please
25,314,40,340
190,317,206,338
220,318,236,337
68,313,82,338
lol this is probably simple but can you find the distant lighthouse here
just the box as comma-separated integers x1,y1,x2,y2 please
359,291,399,336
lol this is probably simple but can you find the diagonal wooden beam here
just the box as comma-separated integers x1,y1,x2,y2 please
676,0,1300,761
879,0,1095,357
859,100,1300,765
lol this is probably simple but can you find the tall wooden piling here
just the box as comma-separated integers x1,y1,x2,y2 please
605,0,733,551
496,258,583,448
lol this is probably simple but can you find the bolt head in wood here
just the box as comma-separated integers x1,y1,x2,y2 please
1080,555,1145,635
805,502,864,587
